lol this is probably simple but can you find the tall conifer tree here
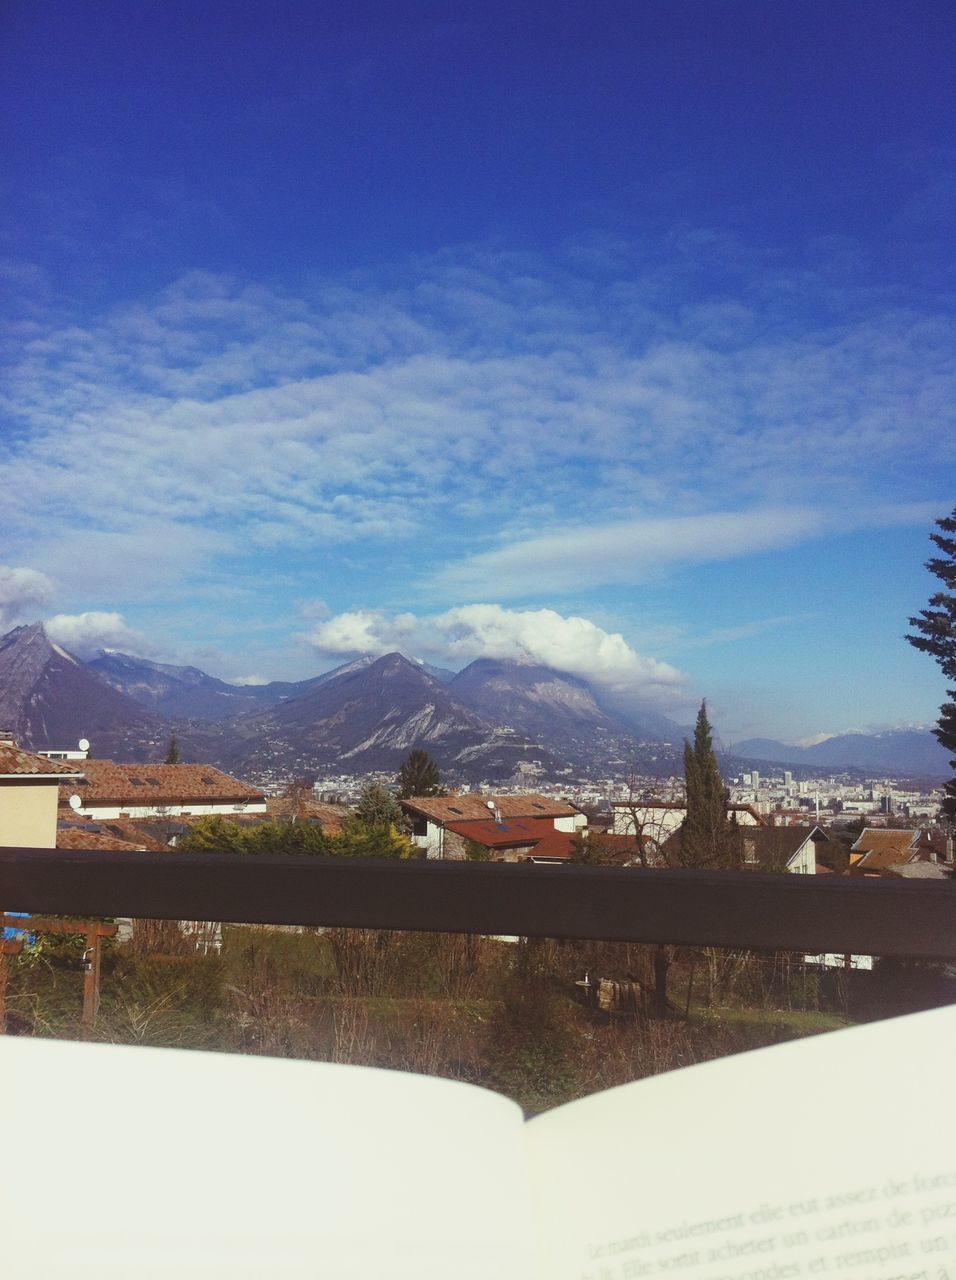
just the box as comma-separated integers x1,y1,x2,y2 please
397,748,443,798
906,506,956,820
679,701,735,867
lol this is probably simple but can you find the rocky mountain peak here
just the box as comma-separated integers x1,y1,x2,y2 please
0,622,170,759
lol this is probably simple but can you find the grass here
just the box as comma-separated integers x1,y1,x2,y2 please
690,1005,853,1034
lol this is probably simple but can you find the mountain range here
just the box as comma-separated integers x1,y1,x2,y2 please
733,731,951,777
0,622,948,782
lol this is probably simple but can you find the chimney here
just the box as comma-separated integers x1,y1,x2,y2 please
0,729,16,747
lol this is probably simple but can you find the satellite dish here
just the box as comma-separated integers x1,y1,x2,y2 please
68,794,83,812
78,738,90,752
486,800,496,811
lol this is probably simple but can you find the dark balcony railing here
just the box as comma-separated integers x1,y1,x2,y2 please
1,846,954,959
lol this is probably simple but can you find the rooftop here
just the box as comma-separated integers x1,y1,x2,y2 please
401,792,577,824
851,828,919,871
0,744,85,779
56,822,148,853
57,760,264,808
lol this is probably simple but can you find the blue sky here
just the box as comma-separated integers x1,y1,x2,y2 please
1,0,953,741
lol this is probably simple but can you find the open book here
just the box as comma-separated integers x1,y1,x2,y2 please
2,1006,955,1279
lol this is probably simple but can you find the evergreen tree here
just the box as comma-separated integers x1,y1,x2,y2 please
164,733,180,764
678,701,735,868
178,813,412,859
397,748,443,798
353,782,405,829
906,506,956,820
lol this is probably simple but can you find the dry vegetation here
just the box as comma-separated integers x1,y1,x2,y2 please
0,923,890,1112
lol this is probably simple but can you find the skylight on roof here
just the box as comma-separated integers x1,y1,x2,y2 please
448,806,463,815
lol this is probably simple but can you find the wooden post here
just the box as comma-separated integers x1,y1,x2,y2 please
1,916,116,1033
0,937,25,1034
684,955,698,1021
82,928,97,1031
653,943,669,1019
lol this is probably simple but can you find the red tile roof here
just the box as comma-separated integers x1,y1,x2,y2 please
402,793,577,823
83,817,173,852
445,816,556,849
58,760,264,808
523,827,576,860
585,832,652,864
851,828,919,870
445,816,576,860
0,746,84,778
56,825,148,852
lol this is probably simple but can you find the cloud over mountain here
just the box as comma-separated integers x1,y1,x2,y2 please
0,566,55,631
45,611,157,661
306,602,685,706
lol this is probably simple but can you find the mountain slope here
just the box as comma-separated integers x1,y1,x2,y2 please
88,651,336,721
450,658,625,739
0,624,172,760
219,652,493,775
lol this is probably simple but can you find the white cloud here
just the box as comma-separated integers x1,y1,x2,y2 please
428,502,942,599
45,611,157,660
307,609,419,657
307,602,685,706
428,508,823,598
1,244,952,616
0,566,55,631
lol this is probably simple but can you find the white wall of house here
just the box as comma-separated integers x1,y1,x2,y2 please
555,814,582,833
805,952,873,971
787,840,816,874
74,800,267,820
410,819,445,859
614,804,761,838
611,806,685,838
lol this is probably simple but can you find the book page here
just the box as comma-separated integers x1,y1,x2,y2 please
0,1035,534,1280
526,1005,956,1280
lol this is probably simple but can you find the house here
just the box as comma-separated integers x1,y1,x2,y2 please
848,827,953,876
660,823,834,873
441,816,577,863
571,830,655,866
914,828,954,864
611,800,764,850
0,733,85,849
736,825,834,874
401,793,584,860
847,828,920,875
58,760,266,821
